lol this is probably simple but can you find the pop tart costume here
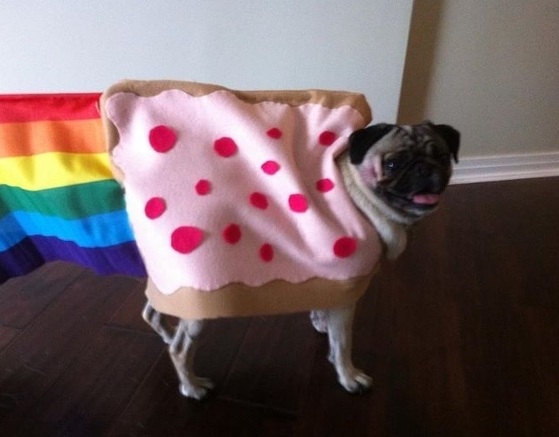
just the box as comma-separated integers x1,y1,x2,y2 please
101,80,382,320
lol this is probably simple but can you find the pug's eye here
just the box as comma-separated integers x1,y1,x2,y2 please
383,158,401,175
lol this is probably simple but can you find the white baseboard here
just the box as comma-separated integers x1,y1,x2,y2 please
450,151,559,184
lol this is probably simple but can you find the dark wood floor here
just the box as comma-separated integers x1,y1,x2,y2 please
0,177,558,436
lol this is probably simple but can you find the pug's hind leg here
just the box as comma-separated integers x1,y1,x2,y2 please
142,301,176,344
169,319,214,400
326,303,372,393
310,309,329,334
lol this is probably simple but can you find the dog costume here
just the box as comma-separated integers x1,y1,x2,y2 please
102,80,382,320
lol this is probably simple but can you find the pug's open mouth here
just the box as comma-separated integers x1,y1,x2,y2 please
411,193,441,206
383,189,442,211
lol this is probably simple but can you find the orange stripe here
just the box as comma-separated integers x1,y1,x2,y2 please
0,118,105,158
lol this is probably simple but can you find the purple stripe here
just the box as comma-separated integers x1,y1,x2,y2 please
0,236,146,283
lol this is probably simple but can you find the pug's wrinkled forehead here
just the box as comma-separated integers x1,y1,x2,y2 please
348,121,460,165
387,124,452,156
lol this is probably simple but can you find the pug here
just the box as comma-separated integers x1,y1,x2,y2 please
343,121,459,260
142,120,460,398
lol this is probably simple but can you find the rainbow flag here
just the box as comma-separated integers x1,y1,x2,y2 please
0,93,146,282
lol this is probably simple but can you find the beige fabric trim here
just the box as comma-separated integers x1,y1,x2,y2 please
100,79,372,183
145,269,377,320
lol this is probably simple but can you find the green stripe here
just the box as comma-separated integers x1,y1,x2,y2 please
0,180,125,220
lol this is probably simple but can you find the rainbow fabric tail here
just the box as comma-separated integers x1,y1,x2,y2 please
0,93,146,282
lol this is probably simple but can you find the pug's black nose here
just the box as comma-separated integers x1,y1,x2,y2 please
431,171,443,188
415,163,431,177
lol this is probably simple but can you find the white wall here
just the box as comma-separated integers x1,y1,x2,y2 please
0,1,413,123
399,0,559,158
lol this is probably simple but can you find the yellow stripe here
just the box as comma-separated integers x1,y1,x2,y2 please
0,152,113,190
0,118,105,158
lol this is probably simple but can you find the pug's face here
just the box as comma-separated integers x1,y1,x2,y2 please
349,121,460,222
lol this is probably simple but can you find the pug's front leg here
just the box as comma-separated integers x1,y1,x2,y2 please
326,303,372,393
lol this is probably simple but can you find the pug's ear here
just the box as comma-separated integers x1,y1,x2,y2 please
348,123,395,164
430,123,460,163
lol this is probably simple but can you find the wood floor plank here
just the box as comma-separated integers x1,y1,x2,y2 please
0,326,19,353
439,180,559,436
0,261,85,329
521,308,559,435
7,327,163,436
109,317,254,435
111,386,295,437
293,336,392,437
107,277,153,333
0,269,134,429
217,313,319,414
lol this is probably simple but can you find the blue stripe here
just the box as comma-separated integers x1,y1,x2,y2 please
0,210,135,251
0,236,146,283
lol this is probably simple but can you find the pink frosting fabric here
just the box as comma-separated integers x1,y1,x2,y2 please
106,89,381,294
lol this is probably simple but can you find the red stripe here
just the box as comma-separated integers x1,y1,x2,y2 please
0,93,101,123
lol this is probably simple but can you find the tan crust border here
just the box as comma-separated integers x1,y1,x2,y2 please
100,79,372,183
146,269,377,320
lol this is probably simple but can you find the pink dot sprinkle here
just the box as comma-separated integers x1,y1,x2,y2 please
316,178,335,192
171,226,204,254
214,137,238,157
333,237,357,258
223,223,242,244
149,125,177,153
288,194,309,213
195,179,212,195
250,192,269,209
319,131,337,147
144,197,166,219
261,160,281,175
259,243,274,262
267,127,283,139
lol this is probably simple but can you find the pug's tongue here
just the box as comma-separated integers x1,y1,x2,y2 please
412,193,440,205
